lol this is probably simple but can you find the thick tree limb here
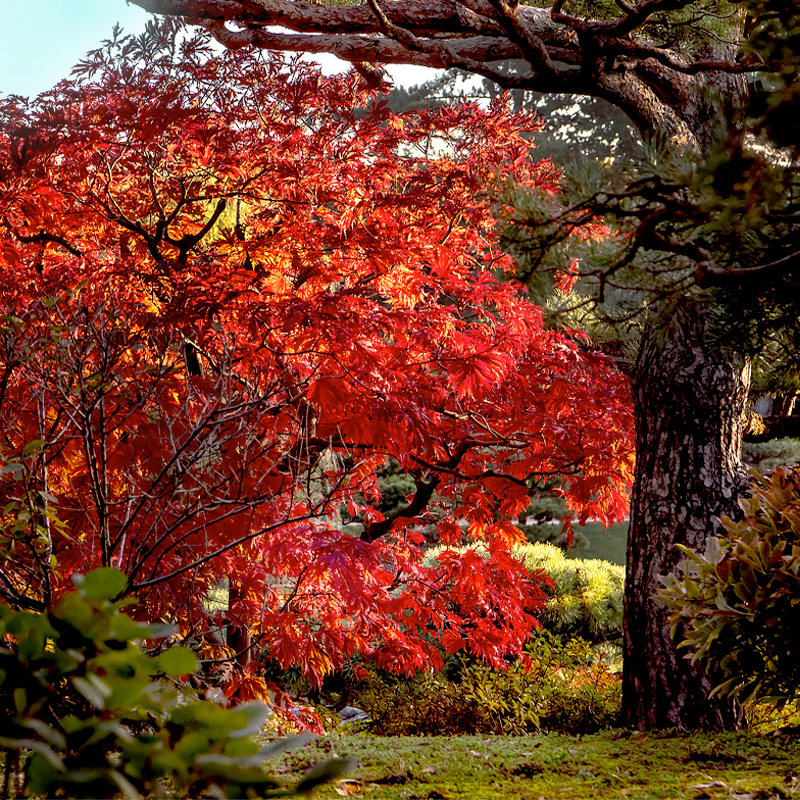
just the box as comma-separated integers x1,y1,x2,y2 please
132,0,583,76
131,0,749,152
199,21,519,68
131,0,744,76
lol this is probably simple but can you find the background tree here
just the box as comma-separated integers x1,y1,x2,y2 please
129,0,800,730
0,21,633,698
387,64,640,179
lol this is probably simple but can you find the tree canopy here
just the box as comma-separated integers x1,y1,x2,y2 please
0,21,633,701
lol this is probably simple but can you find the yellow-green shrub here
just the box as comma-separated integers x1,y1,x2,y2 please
513,543,624,643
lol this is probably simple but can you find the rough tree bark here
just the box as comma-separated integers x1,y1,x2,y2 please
130,0,758,730
624,309,750,729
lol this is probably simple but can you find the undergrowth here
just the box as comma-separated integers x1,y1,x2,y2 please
350,633,621,736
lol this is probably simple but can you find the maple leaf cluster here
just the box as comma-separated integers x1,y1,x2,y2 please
0,20,633,685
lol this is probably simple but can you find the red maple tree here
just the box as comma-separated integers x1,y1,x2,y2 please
0,20,633,694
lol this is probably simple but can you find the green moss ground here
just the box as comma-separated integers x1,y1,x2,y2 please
272,730,800,800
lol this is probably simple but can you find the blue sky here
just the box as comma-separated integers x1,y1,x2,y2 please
0,0,433,98
0,1,153,97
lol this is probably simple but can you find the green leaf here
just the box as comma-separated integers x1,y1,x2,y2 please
158,646,198,677
21,718,68,749
257,732,317,758
22,439,47,457
295,757,356,792
60,714,90,734
0,738,66,771
23,751,62,797
110,613,151,642
228,702,270,739
148,622,179,639
110,770,142,800
13,686,27,713
73,568,128,602
72,675,110,709
221,736,260,758
59,768,107,785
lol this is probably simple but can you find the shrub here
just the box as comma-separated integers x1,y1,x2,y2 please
742,437,800,472
746,700,800,734
513,543,625,644
0,568,350,799
352,632,620,735
425,542,624,645
515,521,591,554
348,671,480,736
530,655,622,733
658,467,800,708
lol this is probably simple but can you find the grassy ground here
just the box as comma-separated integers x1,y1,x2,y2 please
524,521,629,565
272,729,800,800
566,521,629,566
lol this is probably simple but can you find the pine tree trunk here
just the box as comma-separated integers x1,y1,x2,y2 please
621,307,750,730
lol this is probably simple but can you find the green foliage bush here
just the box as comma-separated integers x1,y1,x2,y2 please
352,633,620,736
372,459,418,520
0,568,349,799
746,699,800,734
347,672,479,737
425,542,624,646
658,467,800,708
343,458,417,528
513,543,625,644
515,520,591,553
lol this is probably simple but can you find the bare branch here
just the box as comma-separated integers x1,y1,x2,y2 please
698,249,800,285
2,218,83,258
130,511,324,590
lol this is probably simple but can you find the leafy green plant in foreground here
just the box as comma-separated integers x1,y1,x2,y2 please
0,567,350,799
658,467,800,708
